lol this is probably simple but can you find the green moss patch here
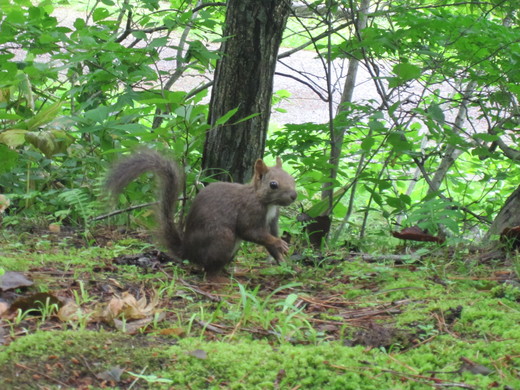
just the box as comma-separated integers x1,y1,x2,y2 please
0,236,519,389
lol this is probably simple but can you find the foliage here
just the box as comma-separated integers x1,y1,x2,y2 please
1,0,520,245
267,0,520,242
0,0,221,228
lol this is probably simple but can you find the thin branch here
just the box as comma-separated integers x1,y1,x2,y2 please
274,71,329,101
193,2,226,13
92,202,157,221
186,80,214,100
115,10,133,43
116,2,226,43
278,21,352,59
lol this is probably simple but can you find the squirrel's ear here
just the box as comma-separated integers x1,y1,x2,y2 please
275,156,283,168
254,159,269,180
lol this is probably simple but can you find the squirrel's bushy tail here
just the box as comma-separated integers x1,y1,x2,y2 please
105,149,183,258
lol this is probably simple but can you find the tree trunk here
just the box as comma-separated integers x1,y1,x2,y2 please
427,81,476,196
322,0,370,213
202,0,291,183
486,184,520,239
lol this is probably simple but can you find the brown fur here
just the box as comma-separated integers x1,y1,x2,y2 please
106,149,297,275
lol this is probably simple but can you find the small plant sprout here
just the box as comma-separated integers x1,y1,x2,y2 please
73,280,93,305
35,297,60,325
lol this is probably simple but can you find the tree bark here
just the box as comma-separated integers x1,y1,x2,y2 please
427,81,476,196
202,0,291,183
486,185,520,239
322,0,370,213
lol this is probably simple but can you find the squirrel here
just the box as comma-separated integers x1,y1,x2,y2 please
106,149,297,275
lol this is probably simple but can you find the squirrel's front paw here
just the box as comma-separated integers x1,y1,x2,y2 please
267,237,290,265
277,238,289,255
273,238,290,260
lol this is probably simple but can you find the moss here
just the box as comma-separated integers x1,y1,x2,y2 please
490,283,520,301
162,340,381,389
0,330,173,389
1,241,519,389
0,255,30,271
155,338,520,389
1,330,519,389
455,300,520,338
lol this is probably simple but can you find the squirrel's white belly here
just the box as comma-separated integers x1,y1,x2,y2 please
266,205,279,225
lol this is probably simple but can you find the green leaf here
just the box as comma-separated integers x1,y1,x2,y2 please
368,118,386,133
400,193,411,205
84,106,110,123
0,62,18,85
306,186,348,218
215,107,238,126
388,101,400,117
0,114,22,121
0,144,18,173
386,193,411,211
438,218,460,234
388,132,413,152
149,37,168,48
360,137,375,152
389,63,422,88
92,8,110,22
378,180,392,190
427,103,445,124
186,40,219,66
232,112,261,125
73,18,86,30
0,129,28,147
132,31,147,40
473,133,499,142
386,196,404,209
25,102,62,130
5,10,25,25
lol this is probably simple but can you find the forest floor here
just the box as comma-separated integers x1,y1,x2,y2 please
2,6,518,389
0,229,519,389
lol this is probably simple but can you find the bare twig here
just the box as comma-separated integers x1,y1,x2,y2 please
275,71,329,101
179,279,221,302
196,320,227,334
92,202,157,221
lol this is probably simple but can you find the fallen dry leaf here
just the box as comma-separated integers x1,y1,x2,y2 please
157,327,186,337
88,291,165,333
113,312,166,334
392,226,445,243
99,291,160,324
114,317,153,334
48,223,61,233
57,301,84,322
187,349,207,360
0,194,9,213
0,301,10,317
459,357,494,376
96,365,125,382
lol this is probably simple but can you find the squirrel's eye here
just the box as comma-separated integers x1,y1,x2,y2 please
269,181,279,190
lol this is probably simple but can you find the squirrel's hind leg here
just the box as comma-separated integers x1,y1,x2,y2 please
184,227,239,277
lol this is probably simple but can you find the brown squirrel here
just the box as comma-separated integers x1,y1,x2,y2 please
106,149,297,275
